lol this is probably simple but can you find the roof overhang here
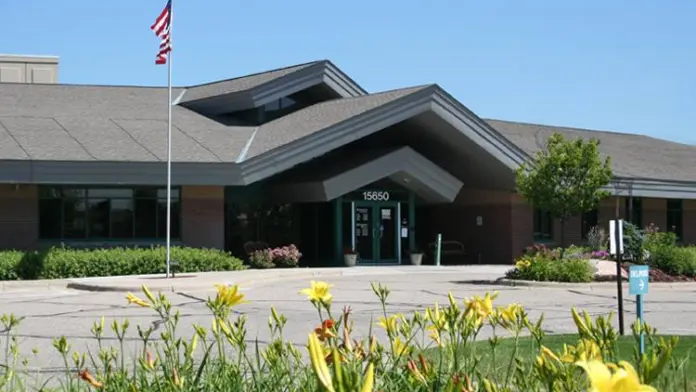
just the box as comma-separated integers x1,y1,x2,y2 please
239,85,529,185
0,160,244,185
607,177,696,199
180,61,367,115
266,147,463,203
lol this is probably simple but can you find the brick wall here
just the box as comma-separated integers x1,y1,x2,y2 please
0,184,38,250
510,194,532,260
642,198,666,230
420,189,513,264
181,186,225,250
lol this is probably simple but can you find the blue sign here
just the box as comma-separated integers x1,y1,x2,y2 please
629,265,650,296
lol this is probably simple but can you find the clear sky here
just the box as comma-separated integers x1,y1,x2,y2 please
1,0,694,144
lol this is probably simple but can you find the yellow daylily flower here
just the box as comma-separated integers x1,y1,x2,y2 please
377,314,402,335
427,325,442,347
464,292,498,319
393,338,411,357
515,259,531,270
577,360,656,392
126,292,150,308
213,284,247,308
300,281,334,304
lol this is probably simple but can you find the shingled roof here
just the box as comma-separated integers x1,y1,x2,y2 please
0,83,254,162
486,119,696,183
0,59,693,192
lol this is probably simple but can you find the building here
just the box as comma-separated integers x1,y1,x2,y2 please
1,55,695,266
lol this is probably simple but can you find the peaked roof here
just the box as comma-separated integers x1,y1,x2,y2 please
181,61,321,102
244,85,431,159
0,59,694,195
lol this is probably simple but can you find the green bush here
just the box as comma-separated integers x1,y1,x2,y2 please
0,246,244,280
507,253,594,283
650,246,696,277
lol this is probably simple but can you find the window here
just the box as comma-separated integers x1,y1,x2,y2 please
666,199,683,240
624,197,643,226
38,186,180,240
581,209,599,239
533,208,553,241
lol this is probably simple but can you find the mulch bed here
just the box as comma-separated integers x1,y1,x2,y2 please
595,262,696,282
646,268,696,282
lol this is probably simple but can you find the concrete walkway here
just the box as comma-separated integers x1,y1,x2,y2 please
1,265,513,292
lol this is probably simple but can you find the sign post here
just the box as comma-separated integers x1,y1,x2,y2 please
629,264,649,356
435,233,442,266
610,219,625,335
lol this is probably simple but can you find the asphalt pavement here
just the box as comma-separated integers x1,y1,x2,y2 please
1,265,695,386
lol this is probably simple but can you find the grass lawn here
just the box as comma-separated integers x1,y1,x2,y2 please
427,334,696,385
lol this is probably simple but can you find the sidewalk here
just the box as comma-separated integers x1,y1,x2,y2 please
1,265,511,293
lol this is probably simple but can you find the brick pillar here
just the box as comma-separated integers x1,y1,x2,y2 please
683,200,696,245
642,198,666,231
0,184,38,250
181,186,225,249
510,194,533,260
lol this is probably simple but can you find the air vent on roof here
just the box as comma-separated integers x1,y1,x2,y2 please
0,54,59,84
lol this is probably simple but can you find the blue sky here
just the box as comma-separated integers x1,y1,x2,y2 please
2,0,694,143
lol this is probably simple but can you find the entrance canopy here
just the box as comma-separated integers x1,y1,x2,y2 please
268,147,463,203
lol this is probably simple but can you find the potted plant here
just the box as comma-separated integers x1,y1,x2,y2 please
409,248,424,266
343,248,358,267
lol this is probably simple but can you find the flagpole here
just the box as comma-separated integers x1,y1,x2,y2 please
165,0,173,279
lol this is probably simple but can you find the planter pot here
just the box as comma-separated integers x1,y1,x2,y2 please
343,254,357,267
409,253,423,266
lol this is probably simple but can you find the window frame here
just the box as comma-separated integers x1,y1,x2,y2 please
666,199,683,240
38,186,181,241
624,197,643,227
581,209,599,239
533,208,554,242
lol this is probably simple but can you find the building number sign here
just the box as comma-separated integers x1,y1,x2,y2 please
362,191,390,201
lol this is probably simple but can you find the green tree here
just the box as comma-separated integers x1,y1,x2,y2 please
515,132,613,252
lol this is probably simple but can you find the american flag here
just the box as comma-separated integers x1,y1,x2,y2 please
150,0,172,65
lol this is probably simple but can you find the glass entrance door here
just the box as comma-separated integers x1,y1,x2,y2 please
353,202,400,264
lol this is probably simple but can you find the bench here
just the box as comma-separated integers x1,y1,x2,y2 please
428,240,467,264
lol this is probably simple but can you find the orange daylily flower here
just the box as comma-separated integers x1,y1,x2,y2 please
78,369,103,388
314,319,336,341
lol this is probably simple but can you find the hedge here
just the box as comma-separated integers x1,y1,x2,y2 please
0,246,245,280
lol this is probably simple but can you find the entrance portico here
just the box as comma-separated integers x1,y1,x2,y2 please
266,145,464,265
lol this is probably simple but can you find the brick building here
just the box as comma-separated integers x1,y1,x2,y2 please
0,55,694,265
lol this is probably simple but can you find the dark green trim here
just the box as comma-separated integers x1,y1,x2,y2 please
409,191,416,252
334,197,343,264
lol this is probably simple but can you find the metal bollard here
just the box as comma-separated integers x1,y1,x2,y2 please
435,233,442,266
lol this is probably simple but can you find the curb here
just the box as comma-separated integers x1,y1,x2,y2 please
1,278,74,292
461,278,696,290
65,269,357,293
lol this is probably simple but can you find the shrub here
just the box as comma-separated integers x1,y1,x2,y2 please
622,221,646,263
508,251,594,283
249,249,274,269
270,244,302,268
0,246,244,280
650,246,696,277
